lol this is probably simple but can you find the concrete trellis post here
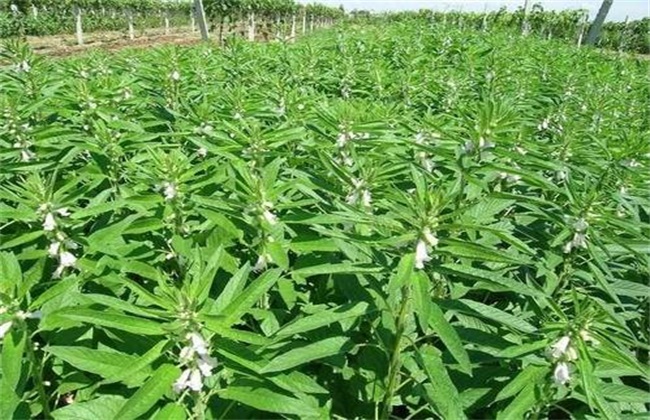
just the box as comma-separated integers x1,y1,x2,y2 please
248,12,256,41
521,0,531,35
290,14,296,42
302,12,307,34
74,5,83,45
31,4,38,18
127,9,135,40
275,16,281,39
164,10,170,35
586,0,613,46
309,15,314,32
193,0,209,41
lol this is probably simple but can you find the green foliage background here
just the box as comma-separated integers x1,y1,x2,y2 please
0,15,649,420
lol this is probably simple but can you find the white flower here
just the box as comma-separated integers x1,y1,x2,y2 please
187,332,208,356
0,321,12,339
197,354,217,377
579,329,599,345
179,346,194,361
56,208,71,217
48,241,61,256
163,182,177,201
20,149,34,162
574,218,588,232
187,369,202,391
346,191,358,205
170,70,181,81
262,209,278,225
197,147,208,158
28,310,42,319
550,336,571,359
59,251,77,268
538,118,550,131
563,241,573,254
423,227,439,247
173,368,191,393
336,133,348,148
571,232,587,250
43,213,57,231
253,254,269,272
553,362,571,385
414,239,431,270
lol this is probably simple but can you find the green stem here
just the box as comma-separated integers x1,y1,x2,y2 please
380,284,411,420
192,391,206,420
26,331,51,419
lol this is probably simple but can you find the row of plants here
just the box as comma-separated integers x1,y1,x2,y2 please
361,5,649,54
0,15,648,420
0,0,343,39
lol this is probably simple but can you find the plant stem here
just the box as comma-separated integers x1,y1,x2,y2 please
380,284,411,420
25,331,51,419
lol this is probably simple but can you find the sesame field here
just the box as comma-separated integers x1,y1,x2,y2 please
0,11,649,420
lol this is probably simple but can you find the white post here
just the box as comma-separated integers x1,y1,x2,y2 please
309,15,314,32
74,5,83,45
275,16,280,38
586,0,613,46
302,12,307,34
164,10,170,35
193,0,209,41
127,9,134,40
290,14,296,42
248,12,255,41
32,4,38,18
190,6,196,32
522,0,531,35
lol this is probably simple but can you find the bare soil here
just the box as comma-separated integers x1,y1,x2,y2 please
23,26,202,57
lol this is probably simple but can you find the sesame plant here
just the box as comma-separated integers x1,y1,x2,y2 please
0,17,649,420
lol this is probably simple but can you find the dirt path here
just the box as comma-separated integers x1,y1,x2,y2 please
22,26,202,57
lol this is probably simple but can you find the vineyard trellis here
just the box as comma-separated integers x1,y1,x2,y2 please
0,0,344,44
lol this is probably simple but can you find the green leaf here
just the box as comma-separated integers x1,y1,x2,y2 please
599,383,650,404
292,262,383,277
113,364,180,420
45,308,166,335
101,340,169,385
219,379,323,418
0,328,26,419
0,251,21,296
51,395,127,420
261,336,352,373
458,299,536,333
496,383,536,420
45,346,150,383
152,403,186,420
275,302,369,338
417,345,467,420
437,264,543,298
428,302,472,375
494,364,548,402
220,268,282,327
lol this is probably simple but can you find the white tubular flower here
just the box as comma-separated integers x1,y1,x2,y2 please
262,209,278,225
563,241,573,254
163,182,177,201
361,189,372,208
423,227,439,248
345,191,358,205
187,369,203,391
571,232,587,249
336,133,348,148
253,254,270,272
197,354,217,377
414,239,431,270
0,321,12,339
574,218,588,232
56,208,71,217
550,335,571,359
179,346,194,361
197,147,208,158
43,213,57,231
173,368,191,393
21,149,35,162
59,251,77,268
170,70,181,81
553,362,571,385
187,332,208,356
48,241,61,257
